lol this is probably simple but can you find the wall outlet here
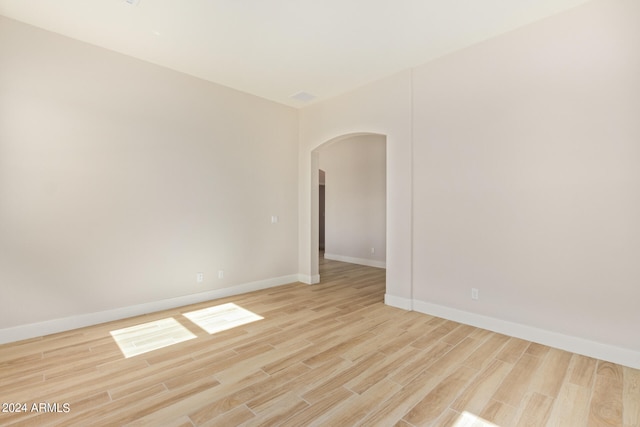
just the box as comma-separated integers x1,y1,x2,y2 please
471,288,479,300
218,270,224,279
370,247,375,254
196,272,204,283
271,215,279,224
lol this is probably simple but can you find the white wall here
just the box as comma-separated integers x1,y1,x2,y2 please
300,0,640,368
319,134,386,268
0,17,299,339
412,0,640,359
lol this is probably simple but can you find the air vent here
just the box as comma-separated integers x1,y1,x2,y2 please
290,91,316,102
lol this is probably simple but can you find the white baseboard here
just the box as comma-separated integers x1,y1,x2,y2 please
324,253,386,269
0,274,300,345
412,299,640,370
384,294,413,311
298,274,320,284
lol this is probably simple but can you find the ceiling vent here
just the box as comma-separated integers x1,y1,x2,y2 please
290,91,316,102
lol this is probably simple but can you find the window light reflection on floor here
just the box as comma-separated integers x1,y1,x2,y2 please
183,302,264,334
110,317,197,358
453,411,500,427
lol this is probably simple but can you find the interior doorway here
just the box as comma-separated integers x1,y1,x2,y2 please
319,170,326,251
314,134,386,277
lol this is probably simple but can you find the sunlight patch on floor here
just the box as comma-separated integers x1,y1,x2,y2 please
183,302,264,334
110,317,197,358
453,411,499,427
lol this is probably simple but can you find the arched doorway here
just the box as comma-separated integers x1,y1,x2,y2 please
310,133,387,284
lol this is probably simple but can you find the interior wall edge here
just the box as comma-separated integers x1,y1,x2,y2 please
384,294,413,311
297,274,320,285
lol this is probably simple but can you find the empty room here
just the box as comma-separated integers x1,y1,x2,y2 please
1,0,639,426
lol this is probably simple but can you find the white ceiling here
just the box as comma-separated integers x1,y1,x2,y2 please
0,0,593,108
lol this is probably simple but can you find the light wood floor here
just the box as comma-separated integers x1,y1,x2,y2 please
1,258,639,426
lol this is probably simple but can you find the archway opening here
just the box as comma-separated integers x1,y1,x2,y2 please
310,133,387,289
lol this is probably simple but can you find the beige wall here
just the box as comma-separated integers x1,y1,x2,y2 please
300,0,640,367
319,134,386,267
412,0,640,352
0,17,299,334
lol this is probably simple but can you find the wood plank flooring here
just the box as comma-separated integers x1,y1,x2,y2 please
1,258,639,426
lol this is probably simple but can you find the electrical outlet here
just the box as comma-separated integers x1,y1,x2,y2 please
471,288,479,300
218,270,224,279
370,247,375,254
196,272,204,283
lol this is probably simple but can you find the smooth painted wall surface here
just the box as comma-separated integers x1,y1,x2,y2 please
0,17,299,329
412,0,640,351
319,135,386,265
